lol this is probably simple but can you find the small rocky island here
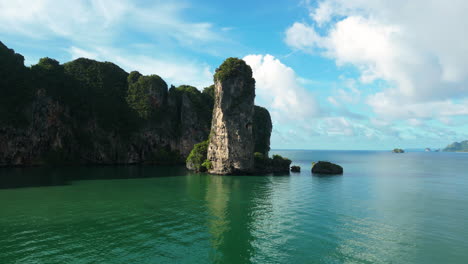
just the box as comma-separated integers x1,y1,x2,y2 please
311,161,343,175
392,148,405,153
291,166,301,172
186,58,291,175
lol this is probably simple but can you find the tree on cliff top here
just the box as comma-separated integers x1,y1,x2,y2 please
214,57,255,86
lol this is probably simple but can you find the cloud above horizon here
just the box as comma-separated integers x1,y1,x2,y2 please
285,0,468,122
243,54,321,122
0,0,225,88
0,0,220,45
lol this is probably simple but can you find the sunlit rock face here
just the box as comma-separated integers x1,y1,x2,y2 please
207,58,256,175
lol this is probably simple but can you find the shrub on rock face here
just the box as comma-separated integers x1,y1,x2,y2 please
186,140,209,172
311,161,343,175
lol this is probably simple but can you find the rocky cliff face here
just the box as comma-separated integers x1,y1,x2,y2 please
207,58,256,175
0,41,212,167
0,42,274,169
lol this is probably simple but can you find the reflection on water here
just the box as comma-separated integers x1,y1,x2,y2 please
0,166,188,189
0,151,467,263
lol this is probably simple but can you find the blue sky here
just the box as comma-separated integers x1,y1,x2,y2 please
1,0,468,150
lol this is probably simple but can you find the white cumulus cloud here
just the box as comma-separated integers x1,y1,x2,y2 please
285,0,468,121
243,54,321,123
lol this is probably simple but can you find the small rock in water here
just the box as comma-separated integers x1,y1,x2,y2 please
291,165,301,172
311,161,343,175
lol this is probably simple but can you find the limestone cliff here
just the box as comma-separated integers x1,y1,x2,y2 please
0,41,212,166
207,58,256,175
0,41,275,169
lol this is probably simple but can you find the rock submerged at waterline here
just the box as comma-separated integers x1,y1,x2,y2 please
291,166,301,172
207,58,256,175
311,161,343,175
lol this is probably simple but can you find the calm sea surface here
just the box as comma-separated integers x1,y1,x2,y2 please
0,150,467,264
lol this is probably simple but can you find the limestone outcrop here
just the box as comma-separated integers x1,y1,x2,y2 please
311,161,343,175
207,58,256,175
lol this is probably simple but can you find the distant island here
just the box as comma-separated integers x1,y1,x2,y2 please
0,41,289,173
443,140,468,152
392,148,405,153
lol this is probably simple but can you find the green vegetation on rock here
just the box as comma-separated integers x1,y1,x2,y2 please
186,140,210,172
214,57,254,85
443,140,468,152
126,73,168,120
253,152,292,173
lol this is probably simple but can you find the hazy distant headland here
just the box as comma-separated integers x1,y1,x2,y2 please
443,140,468,152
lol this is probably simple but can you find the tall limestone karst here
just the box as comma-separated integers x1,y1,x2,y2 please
207,58,256,174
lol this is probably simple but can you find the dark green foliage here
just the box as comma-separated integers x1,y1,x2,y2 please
63,58,140,136
126,74,168,119
253,106,272,155
173,85,213,121
31,57,70,102
128,71,142,84
0,41,33,126
254,152,268,168
271,154,292,168
203,85,214,100
186,140,209,172
443,140,468,152
202,85,215,109
254,152,291,173
214,58,254,86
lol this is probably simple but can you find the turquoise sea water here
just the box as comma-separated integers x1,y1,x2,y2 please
0,150,467,264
